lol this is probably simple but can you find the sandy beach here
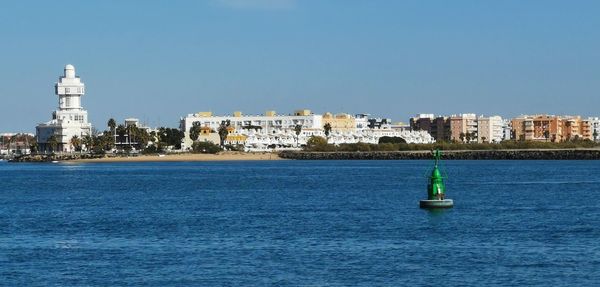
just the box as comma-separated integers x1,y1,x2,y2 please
72,152,283,163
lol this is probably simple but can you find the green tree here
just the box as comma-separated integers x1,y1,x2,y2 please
82,135,94,152
70,136,81,152
323,123,332,139
594,129,599,142
294,124,303,147
459,132,466,143
135,127,150,150
189,121,202,142
108,118,116,134
47,135,59,153
115,124,127,149
192,141,222,154
305,136,328,151
157,127,185,149
218,120,231,146
378,136,407,144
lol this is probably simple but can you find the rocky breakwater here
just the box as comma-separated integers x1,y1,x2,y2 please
279,149,600,160
10,153,106,162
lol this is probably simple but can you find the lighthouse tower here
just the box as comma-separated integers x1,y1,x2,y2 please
36,65,92,153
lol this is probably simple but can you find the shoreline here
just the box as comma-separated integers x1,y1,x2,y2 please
10,152,283,163
73,152,283,163
279,149,600,160
9,148,600,162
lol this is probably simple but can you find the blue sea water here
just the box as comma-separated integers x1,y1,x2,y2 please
1,160,599,286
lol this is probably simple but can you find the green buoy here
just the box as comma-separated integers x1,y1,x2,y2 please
420,149,454,209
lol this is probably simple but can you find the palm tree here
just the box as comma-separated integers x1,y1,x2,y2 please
459,132,466,143
218,120,231,146
108,118,116,134
189,121,201,142
294,124,302,147
82,135,93,152
47,135,59,153
70,136,81,152
323,123,332,141
30,141,38,154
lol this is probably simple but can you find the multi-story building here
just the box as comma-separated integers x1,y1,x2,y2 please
322,112,356,132
477,115,504,143
449,113,477,143
511,115,592,142
588,117,600,142
354,114,370,131
511,115,561,142
410,114,451,142
36,65,92,153
412,113,504,143
502,119,512,141
181,110,435,151
367,117,392,129
180,110,323,150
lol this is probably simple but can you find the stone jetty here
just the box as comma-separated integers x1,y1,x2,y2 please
279,149,600,160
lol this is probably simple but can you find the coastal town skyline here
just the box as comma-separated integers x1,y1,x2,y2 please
2,61,599,133
2,1,600,132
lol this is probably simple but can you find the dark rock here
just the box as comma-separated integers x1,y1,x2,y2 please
278,150,600,160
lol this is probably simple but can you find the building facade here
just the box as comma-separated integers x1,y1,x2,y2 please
36,65,92,152
477,115,504,143
511,115,592,142
322,112,356,132
589,117,600,142
182,110,435,151
410,114,451,142
449,113,477,143
180,110,323,150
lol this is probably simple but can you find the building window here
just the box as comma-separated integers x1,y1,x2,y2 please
65,88,70,93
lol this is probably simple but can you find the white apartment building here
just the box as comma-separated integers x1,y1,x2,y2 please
180,110,323,150
588,117,600,142
180,110,435,151
502,119,512,141
477,115,504,143
36,65,92,152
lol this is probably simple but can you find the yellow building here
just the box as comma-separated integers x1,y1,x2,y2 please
294,109,312,116
322,112,356,132
225,134,247,145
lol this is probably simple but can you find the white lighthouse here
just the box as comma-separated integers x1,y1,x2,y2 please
36,64,92,152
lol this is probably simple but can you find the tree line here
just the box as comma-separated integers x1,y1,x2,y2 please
38,118,184,154
303,135,600,152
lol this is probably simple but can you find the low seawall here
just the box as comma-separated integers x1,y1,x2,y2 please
279,149,600,160
10,154,106,162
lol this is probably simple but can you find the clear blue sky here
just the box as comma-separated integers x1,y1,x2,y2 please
1,0,599,132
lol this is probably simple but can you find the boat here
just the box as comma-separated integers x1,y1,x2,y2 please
420,149,454,209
